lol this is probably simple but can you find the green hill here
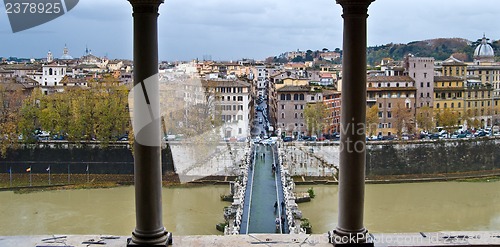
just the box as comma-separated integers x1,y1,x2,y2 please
367,38,500,66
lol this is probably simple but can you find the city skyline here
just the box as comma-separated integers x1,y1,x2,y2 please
0,0,499,61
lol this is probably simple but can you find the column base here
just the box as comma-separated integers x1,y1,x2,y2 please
328,229,374,246
127,232,172,246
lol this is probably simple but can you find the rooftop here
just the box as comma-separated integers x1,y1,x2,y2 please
367,76,414,82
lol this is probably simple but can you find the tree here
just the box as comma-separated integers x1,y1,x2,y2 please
393,100,414,136
18,88,43,142
18,83,131,145
292,56,304,63
304,102,328,137
462,109,481,129
416,106,434,132
366,104,379,137
305,50,314,61
0,85,23,157
436,108,459,133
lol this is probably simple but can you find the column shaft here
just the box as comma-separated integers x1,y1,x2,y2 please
334,0,374,244
128,0,169,246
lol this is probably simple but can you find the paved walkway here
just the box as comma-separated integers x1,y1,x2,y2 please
240,144,286,234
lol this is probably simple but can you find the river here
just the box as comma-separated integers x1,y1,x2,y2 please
0,181,499,236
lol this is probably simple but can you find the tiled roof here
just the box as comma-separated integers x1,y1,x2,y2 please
201,79,251,88
434,76,462,82
367,76,414,82
277,85,311,92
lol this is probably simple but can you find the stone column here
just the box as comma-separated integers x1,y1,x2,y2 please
128,0,171,246
331,0,374,245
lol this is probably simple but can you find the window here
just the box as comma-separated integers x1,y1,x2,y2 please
238,105,243,110
294,104,298,110
238,128,242,134
379,103,382,108
424,73,427,78
280,94,285,100
388,103,392,108
426,92,430,98
294,113,298,119
310,96,315,101
281,104,285,110
387,111,392,118
281,113,285,119
444,103,447,108
286,94,291,100
378,112,382,118
299,94,304,100
300,105,304,110
427,82,430,87
451,103,454,108
436,103,440,108
237,96,243,101
420,82,424,87
300,113,303,118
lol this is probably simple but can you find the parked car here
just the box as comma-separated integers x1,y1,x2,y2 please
283,136,293,142
429,133,440,139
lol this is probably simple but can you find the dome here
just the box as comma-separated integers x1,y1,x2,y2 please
474,35,494,59
60,45,73,60
60,54,73,60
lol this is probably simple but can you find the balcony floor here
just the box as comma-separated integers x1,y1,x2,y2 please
1,231,500,246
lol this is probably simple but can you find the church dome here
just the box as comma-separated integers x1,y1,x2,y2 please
474,35,494,59
60,45,73,60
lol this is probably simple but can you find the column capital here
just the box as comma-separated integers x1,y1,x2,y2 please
336,0,374,17
128,0,164,14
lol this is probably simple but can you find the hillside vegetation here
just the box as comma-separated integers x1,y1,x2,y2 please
367,38,500,66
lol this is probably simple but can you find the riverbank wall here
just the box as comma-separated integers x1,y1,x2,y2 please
1,138,499,181
365,137,500,176
0,142,175,174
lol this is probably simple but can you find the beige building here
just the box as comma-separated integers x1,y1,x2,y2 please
367,76,416,136
276,85,323,137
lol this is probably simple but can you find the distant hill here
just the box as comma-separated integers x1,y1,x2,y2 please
367,38,500,66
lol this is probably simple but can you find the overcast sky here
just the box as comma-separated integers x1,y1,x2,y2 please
1,0,499,61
